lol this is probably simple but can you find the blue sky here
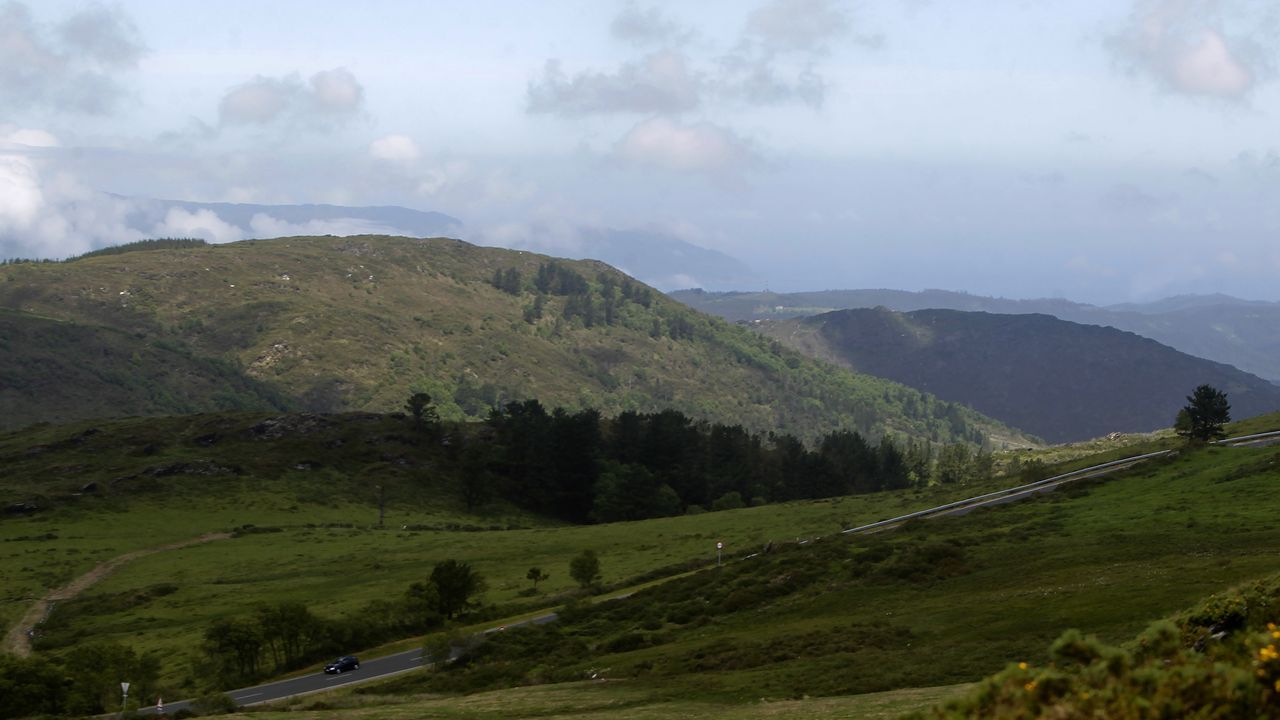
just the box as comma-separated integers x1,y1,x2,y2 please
3,0,1279,303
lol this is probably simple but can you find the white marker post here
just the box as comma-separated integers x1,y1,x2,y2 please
120,682,130,717
716,541,723,567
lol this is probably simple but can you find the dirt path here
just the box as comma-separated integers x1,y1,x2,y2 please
2,532,232,657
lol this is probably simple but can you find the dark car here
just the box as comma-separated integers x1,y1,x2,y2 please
324,655,359,674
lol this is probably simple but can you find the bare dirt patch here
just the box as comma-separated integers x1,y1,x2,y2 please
2,532,232,656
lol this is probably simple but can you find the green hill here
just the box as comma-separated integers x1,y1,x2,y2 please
752,307,1280,443
0,236,1029,446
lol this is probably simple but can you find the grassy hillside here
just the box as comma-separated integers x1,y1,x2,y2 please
0,236,1027,446
754,307,1280,443
360,431,1280,703
0,410,1045,695
2,411,1276,713
0,309,290,426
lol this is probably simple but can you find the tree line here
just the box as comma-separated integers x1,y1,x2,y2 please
448,399,988,524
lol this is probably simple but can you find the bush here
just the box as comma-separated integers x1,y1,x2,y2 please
929,574,1280,719
191,692,238,715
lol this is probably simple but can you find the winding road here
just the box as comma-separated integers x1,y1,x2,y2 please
72,429,1280,713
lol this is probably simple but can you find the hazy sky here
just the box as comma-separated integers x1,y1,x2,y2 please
3,0,1280,303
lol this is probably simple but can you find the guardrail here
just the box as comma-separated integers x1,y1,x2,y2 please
1217,430,1280,445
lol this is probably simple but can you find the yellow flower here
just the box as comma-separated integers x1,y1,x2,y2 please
1024,681,1037,692
1269,622,1276,631
1018,662,1028,670
1271,631,1280,640
1274,679,1280,693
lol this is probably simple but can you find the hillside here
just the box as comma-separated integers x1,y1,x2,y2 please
2,410,1276,717
341,429,1280,704
751,307,1280,443
0,309,290,425
0,236,1028,446
671,289,1280,383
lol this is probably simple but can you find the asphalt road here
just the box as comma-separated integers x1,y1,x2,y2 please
140,428,1280,714
141,613,558,715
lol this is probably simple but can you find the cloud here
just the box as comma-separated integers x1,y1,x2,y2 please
528,1,877,116
716,54,827,107
1100,182,1166,214
743,0,855,53
246,213,407,238
1107,0,1263,100
218,67,364,128
527,51,702,115
614,116,759,178
0,1,145,114
610,2,692,46
717,0,875,109
369,134,422,163
0,126,141,258
151,207,243,244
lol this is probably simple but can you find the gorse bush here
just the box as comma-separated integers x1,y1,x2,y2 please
927,573,1280,719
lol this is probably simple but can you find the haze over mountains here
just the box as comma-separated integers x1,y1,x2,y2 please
673,289,1280,385
113,199,760,292
754,307,1280,444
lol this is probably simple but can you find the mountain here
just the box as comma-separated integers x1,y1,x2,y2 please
753,307,1280,443
672,289,1280,383
545,227,762,292
126,199,758,292
0,236,1030,446
126,197,464,238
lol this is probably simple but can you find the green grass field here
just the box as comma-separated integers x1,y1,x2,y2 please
239,680,972,719
3,412,1277,717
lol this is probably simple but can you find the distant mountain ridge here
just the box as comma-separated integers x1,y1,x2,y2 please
672,288,1280,383
123,198,758,292
128,197,464,237
754,307,1280,443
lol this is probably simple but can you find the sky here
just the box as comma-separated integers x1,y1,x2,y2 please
3,0,1280,304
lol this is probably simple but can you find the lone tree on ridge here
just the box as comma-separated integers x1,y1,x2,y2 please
1176,384,1231,442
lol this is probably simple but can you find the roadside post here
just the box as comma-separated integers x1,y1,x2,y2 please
120,682,129,717
716,541,723,567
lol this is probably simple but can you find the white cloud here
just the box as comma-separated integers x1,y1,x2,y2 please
151,207,243,244
614,116,758,177
1108,0,1261,100
0,143,44,232
309,68,364,113
218,67,365,128
369,134,422,163
0,1,145,114
1169,29,1252,96
246,213,405,238
0,126,140,258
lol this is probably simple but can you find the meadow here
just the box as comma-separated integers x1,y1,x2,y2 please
3,412,1277,716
